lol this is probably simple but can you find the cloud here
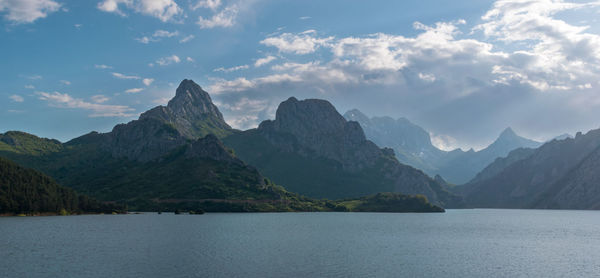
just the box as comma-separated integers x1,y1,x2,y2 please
24,74,42,80
112,72,140,79
9,94,24,102
136,29,179,43
125,87,144,93
179,34,194,43
60,80,71,85
0,0,61,24
24,84,35,89
299,16,311,20
95,64,112,69
37,91,134,117
254,55,276,67
186,56,194,62
197,4,237,29
91,94,109,103
142,78,154,86
193,0,221,11
214,64,249,73
209,1,600,148
155,55,180,66
153,29,178,37
260,30,333,54
97,0,182,22
135,36,158,44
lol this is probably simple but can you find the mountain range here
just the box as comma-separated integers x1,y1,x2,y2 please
456,129,600,209
223,97,459,206
0,80,446,212
344,109,542,184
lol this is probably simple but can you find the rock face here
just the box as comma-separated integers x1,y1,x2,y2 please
94,79,233,162
457,129,600,209
345,109,542,184
140,79,232,139
259,98,381,171
224,97,460,205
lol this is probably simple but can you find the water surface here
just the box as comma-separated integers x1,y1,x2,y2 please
1,209,599,277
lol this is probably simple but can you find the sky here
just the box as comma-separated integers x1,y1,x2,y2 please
2,0,600,150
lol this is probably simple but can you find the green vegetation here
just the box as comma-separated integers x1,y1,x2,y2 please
0,131,444,213
337,193,445,212
0,131,62,155
0,157,124,215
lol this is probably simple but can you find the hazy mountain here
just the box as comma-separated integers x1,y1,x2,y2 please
224,97,460,206
345,109,542,184
457,129,600,209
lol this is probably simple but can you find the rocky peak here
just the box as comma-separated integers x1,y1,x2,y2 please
258,97,381,171
344,109,371,126
139,79,231,139
167,79,226,121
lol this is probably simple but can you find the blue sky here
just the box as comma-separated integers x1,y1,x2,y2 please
2,0,600,150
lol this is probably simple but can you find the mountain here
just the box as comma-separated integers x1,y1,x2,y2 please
0,80,314,211
457,129,600,209
139,79,232,139
0,80,444,213
224,97,460,206
344,109,443,174
345,109,542,184
0,156,123,215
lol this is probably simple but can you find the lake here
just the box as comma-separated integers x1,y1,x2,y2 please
1,209,599,277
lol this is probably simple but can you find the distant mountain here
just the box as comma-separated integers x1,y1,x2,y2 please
224,97,460,206
344,109,443,174
345,109,542,184
0,156,123,215
457,129,600,209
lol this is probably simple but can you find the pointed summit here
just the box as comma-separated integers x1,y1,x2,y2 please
498,127,517,139
167,79,225,121
140,79,231,139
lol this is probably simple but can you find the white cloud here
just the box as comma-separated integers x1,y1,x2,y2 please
37,91,134,117
261,30,333,54
0,0,61,24
142,78,154,86
153,29,178,37
9,94,24,102
186,56,194,62
135,36,158,44
193,0,221,10
91,94,109,103
197,4,237,29
155,55,180,66
25,75,42,80
60,80,71,85
299,16,311,20
112,72,140,79
24,85,35,89
74,23,82,29
125,88,144,93
418,73,436,83
179,34,194,43
95,64,112,69
254,55,276,67
210,1,600,147
214,64,249,73
97,0,182,22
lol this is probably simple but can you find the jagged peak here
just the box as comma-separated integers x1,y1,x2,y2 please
499,127,517,138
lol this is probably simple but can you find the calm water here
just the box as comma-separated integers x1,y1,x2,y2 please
1,209,600,278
